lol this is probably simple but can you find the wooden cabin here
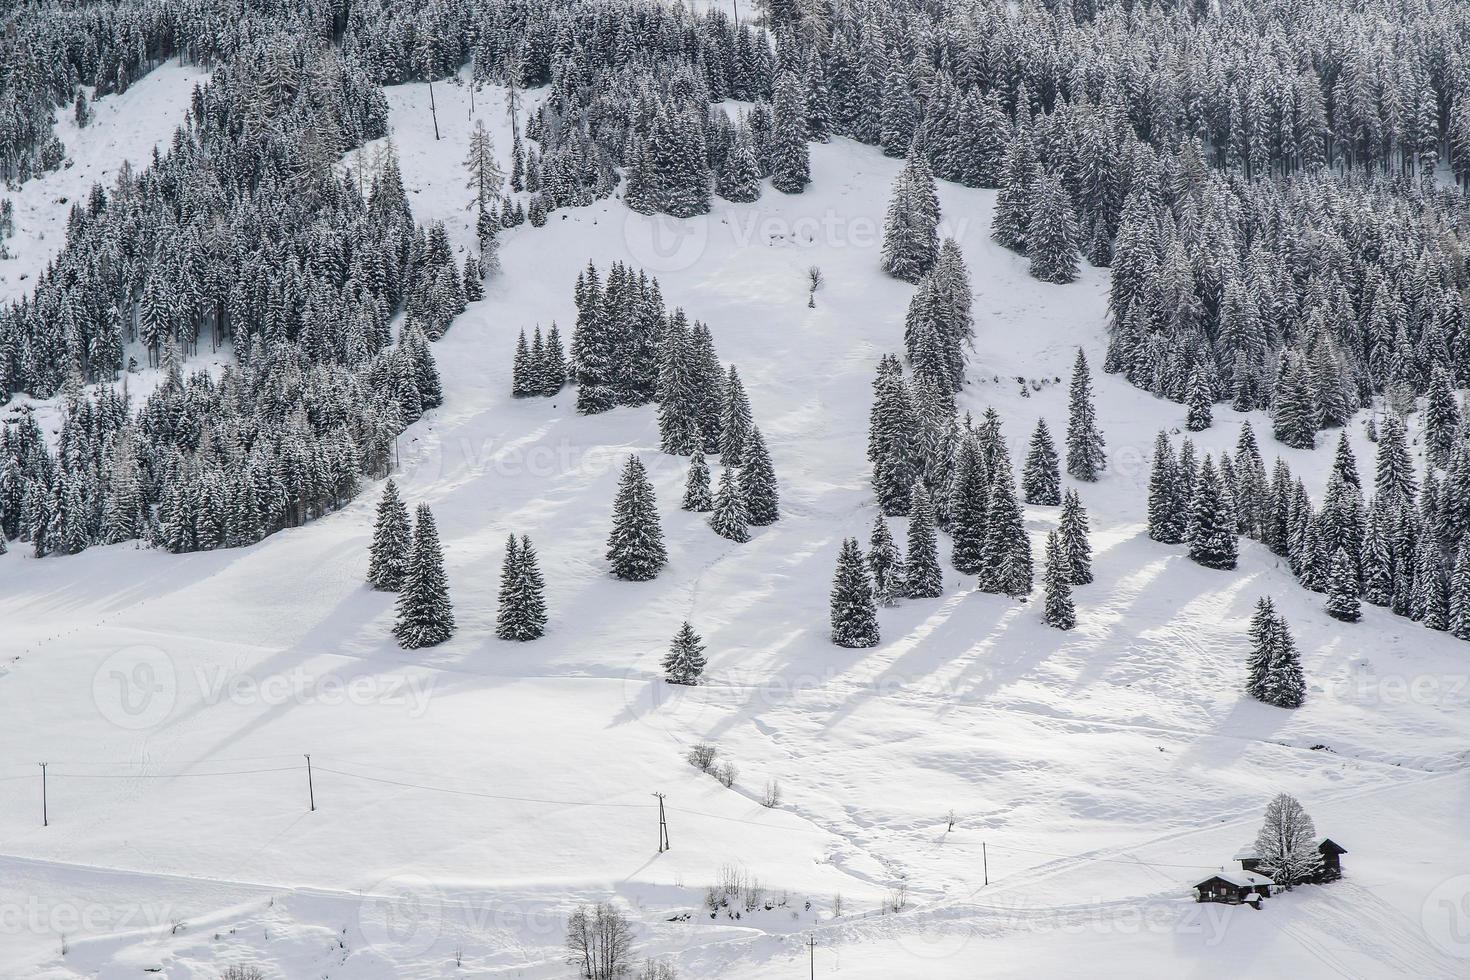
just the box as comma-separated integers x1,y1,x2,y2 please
1234,838,1346,882
1316,838,1347,881
1193,870,1274,907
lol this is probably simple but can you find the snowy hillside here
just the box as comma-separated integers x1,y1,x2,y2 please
1,60,1467,979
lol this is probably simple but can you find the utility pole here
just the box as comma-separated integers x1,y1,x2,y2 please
982,842,988,886
304,754,316,812
653,792,670,853
39,763,47,827
808,934,815,978
428,80,441,141
732,0,740,27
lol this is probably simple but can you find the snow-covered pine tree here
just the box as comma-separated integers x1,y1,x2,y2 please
709,464,751,543
977,459,1032,598
830,536,880,647
1058,489,1093,585
770,70,810,194
542,323,567,394
496,534,549,641
868,514,905,607
1026,170,1080,284
1324,547,1361,622
663,621,707,685
367,479,411,591
1425,366,1461,467
991,123,1038,251
682,452,713,512
1066,349,1106,481
463,255,484,301
1147,431,1185,544
394,504,455,649
720,365,753,465
905,482,943,598
1187,455,1238,570
1450,545,1470,640
512,329,533,397
1185,364,1213,431
717,125,763,203
1375,414,1417,505
606,455,667,581
880,154,940,283
1022,418,1061,506
739,426,780,526
1041,530,1076,629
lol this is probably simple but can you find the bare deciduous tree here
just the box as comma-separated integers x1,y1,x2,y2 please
1253,793,1320,888
760,778,781,808
566,902,635,980
686,742,717,773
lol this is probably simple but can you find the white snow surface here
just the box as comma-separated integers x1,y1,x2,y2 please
0,74,1467,979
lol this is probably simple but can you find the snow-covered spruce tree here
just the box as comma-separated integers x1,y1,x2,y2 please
830,537,880,648
1185,364,1213,431
709,464,751,543
496,534,548,641
1023,419,1061,506
977,460,1032,598
463,256,484,301
903,238,974,393
1147,431,1185,544
682,452,713,512
1246,597,1305,709
367,479,411,591
1187,456,1238,570
720,365,753,466
606,456,667,581
1450,546,1470,640
1425,366,1461,468
512,330,533,397
1059,490,1093,585
658,312,702,455
1041,531,1076,630
1324,546,1361,622
990,123,1038,251
717,126,763,203
1360,508,1395,606
869,360,922,516
1375,414,1417,506
1026,170,1080,284
1254,793,1320,888
1065,349,1105,481
868,514,905,607
770,69,810,194
739,426,780,526
880,154,940,283
905,482,943,599
1271,353,1318,449
542,323,567,394
394,504,455,650
663,622,707,685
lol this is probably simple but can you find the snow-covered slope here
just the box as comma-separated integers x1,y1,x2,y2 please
0,75,1466,979
0,64,209,306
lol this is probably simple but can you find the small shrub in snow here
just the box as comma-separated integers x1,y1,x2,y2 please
714,761,738,788
760,778,781,808
686,742,717,773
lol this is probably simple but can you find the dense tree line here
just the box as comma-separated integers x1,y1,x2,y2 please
1150,417,1470,645
0,29,471,558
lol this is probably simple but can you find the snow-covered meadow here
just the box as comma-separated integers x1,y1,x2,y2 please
0,64,1467,979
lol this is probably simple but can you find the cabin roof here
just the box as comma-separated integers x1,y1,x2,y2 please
1194,870,1274,889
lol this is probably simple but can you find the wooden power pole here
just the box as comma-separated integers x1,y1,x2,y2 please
304,754,316,812
39,762,47,827
653,792,670,853
808,934,815,978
